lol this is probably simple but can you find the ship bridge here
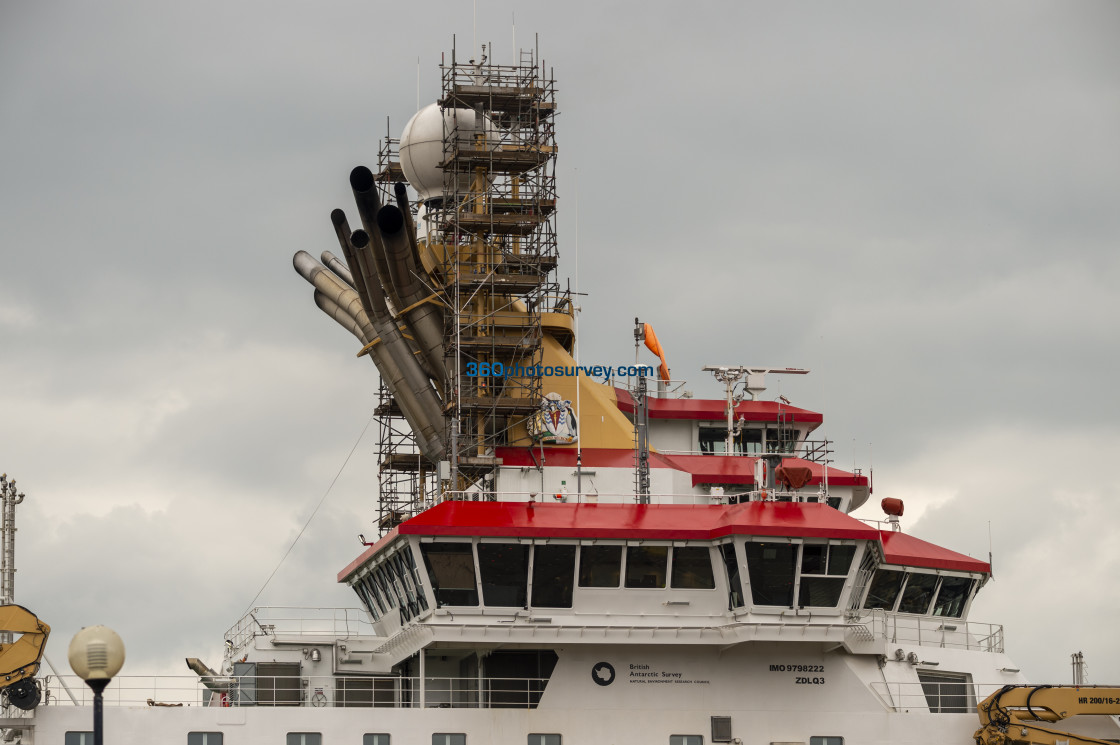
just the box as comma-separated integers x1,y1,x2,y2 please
336,500,992,672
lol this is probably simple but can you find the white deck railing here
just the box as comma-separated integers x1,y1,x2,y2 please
853,610,1004,653
870,680,1004,713
225,607,377,656
29,675,1010,713
33,674,551,710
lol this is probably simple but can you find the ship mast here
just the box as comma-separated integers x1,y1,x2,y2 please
0,473,25,644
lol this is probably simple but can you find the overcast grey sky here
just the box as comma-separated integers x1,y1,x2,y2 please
2,0,1118,683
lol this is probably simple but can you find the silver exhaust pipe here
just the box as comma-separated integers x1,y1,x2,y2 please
314,290,367,342
292,251,376,341
320,249,355,289
294,249,444,463
350,228,447,462
335,207,437,384
377,203,446,388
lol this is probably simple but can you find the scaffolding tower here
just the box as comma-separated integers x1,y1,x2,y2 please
372,42,559,533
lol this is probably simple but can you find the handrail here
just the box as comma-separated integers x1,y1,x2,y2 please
870,680,1005,713
225,607,377,656
37,674,552,710
852,611,1004,653
432,489,834,504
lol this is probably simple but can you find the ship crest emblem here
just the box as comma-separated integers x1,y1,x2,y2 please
527,392,578,445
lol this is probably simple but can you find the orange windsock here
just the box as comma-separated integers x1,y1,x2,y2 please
643,323,663,358
643,323,671,383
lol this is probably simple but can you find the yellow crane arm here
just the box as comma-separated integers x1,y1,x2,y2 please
975,719,1118,745
0,603,51,710
976,685,1120,745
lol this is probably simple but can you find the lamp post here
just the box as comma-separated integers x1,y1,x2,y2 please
68,626,125,745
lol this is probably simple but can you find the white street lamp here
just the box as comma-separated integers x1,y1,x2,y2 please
68,626,125,745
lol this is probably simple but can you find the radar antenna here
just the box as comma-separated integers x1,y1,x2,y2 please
701,367,810,455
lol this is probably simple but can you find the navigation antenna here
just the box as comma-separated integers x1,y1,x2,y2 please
702,366,810,455
0,474,25,645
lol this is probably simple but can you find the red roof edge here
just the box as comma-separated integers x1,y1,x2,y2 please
879,531,991,574
614,388,823,424
337,528,400,583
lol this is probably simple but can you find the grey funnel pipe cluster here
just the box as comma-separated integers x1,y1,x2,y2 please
292,168,447,465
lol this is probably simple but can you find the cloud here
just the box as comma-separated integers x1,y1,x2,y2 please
870,426,1120,682
1,0,1118,686
0,301,37,330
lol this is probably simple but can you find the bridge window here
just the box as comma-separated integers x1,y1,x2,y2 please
931,576,974,618
698,426,799,455
375,565,399,610
353,575,380,620
366,574,387,617
798,544,855,607
699,426,752,454
764,427,799,454
720,543,744,608
863,568,905,610
531,544,576,607
420,543,479,606
625,545,668,588
400,546,429,611
898,572,939,614
389,552,419,621
478,543,530,607
671,546,716,589
578,545,622,587
746,542,797,606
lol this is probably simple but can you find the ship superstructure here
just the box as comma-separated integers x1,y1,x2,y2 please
13,40,1120,745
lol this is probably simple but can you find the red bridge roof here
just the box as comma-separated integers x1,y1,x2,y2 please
396,499,878,542
880,531,990,573
339,501,988,580
614,389,824,424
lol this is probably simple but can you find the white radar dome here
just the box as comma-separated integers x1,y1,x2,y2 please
399,103,494,202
